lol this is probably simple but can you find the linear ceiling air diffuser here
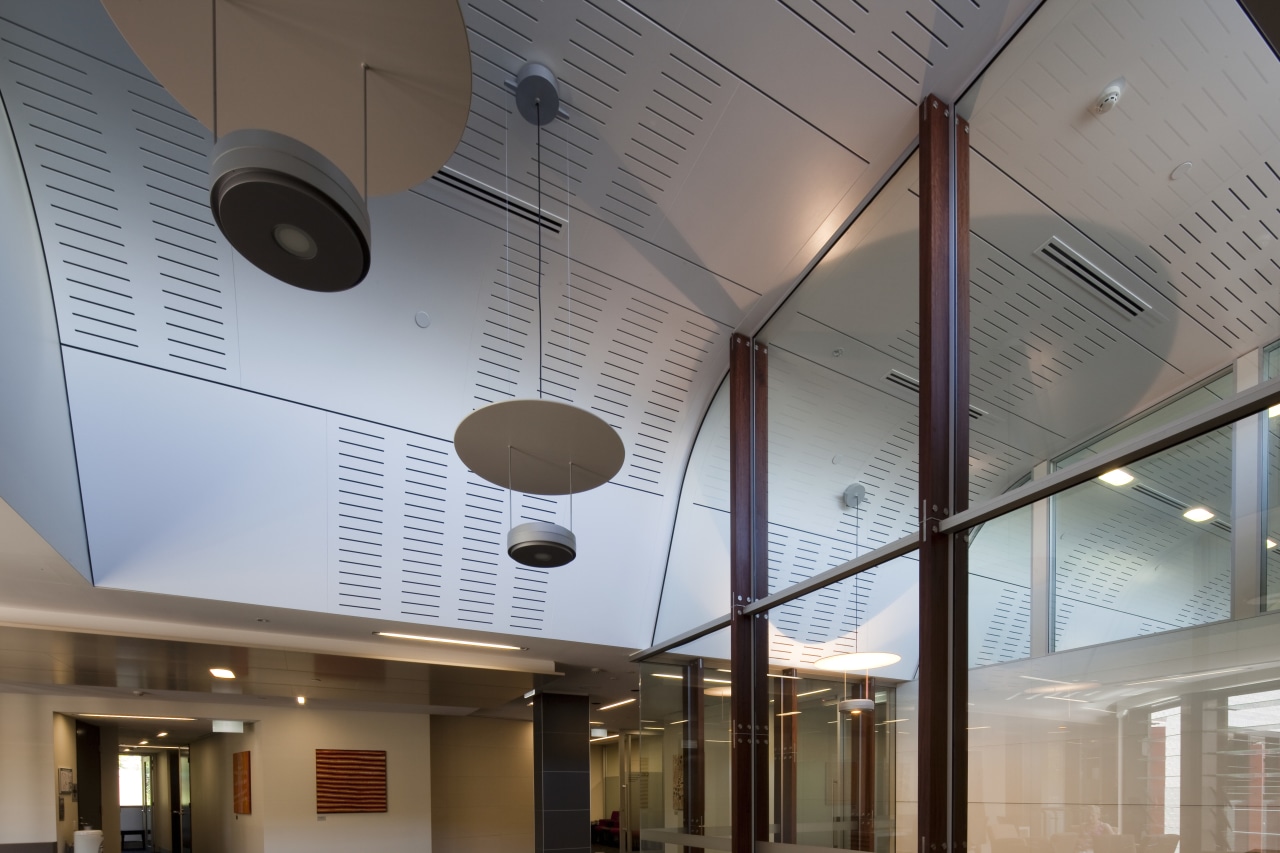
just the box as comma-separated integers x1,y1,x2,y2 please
885,370,988,420
1036,237,1148,319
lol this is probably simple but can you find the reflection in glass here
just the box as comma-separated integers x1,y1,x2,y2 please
1053,425,1233,652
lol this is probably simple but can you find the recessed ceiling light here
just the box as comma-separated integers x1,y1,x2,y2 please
373,632,526,651
1183,507,1214,522
210,668,236,679
156,732,168,738
1269,404,1280,418
139,740,149,745
1098,469,1134,486
597,698,636,711
296,696,306,705
651,673,683,680
703,677,732,684
797,688,831,697
1268,538,1277,550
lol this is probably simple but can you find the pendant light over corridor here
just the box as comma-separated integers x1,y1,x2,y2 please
454,63,624,569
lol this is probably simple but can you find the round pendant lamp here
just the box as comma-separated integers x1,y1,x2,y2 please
101,0,473,291
210,129,370,292
454,63,623,568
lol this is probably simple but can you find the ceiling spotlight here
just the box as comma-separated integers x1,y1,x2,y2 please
210,129,371,292
156,732,168,738
296,696,307,705
1098,469,1134,486
209,668,236,679
1268,538,1276,549
1183,507,1214,523
139,740,149,745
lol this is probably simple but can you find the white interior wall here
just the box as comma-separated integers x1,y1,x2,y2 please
191,726,264,853
0,692,434,853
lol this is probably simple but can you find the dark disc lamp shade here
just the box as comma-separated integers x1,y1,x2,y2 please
210,129,371,292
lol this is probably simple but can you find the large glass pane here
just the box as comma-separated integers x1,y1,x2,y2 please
1266,343,1280,611
765,561,919,853
968,592,1280,853
1053,425,1233,652
639,627,733,852
761,158,920,596
970,504,1034,667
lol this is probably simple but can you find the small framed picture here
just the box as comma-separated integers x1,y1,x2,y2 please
58,767,73,794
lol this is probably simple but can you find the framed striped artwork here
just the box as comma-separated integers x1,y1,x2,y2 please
315,749,387,814
232,751,251,814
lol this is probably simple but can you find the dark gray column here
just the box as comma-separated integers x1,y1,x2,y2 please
534,692,591,853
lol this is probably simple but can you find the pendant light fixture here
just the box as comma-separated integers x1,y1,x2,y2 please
454,62,624,568
101,0,472,291
814,485,898,711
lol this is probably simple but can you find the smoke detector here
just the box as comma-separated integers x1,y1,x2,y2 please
1093,80,1125,114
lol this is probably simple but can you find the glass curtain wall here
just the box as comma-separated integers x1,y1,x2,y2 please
958,1,1280,852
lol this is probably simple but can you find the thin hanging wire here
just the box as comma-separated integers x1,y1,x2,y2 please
361,63,369,201
210,0,218,140
565,127,573,528
852,494,861,655
535,100,544,401
504,100,511,366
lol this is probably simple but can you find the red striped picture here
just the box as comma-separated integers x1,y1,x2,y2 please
315,749,387,814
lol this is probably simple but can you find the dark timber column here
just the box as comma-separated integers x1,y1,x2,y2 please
684,660,707,853
853,679,876,852
774,668,799,844
918,94,970,853
730,332,768,853
534,692,591,853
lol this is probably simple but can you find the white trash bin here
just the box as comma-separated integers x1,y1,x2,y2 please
73,829,104,853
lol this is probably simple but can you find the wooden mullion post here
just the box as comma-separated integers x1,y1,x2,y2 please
918,94,970,853
730,333,769,853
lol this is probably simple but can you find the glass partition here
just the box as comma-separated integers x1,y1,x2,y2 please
639,627,733,852
1267,343,1280,611
765,566,919,853
968,413,1280,853
970,504,1034,666
1053,424,1233,651
762,156,920,593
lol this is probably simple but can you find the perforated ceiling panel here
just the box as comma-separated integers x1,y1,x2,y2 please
0,20,240,382
967,0,1280,369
